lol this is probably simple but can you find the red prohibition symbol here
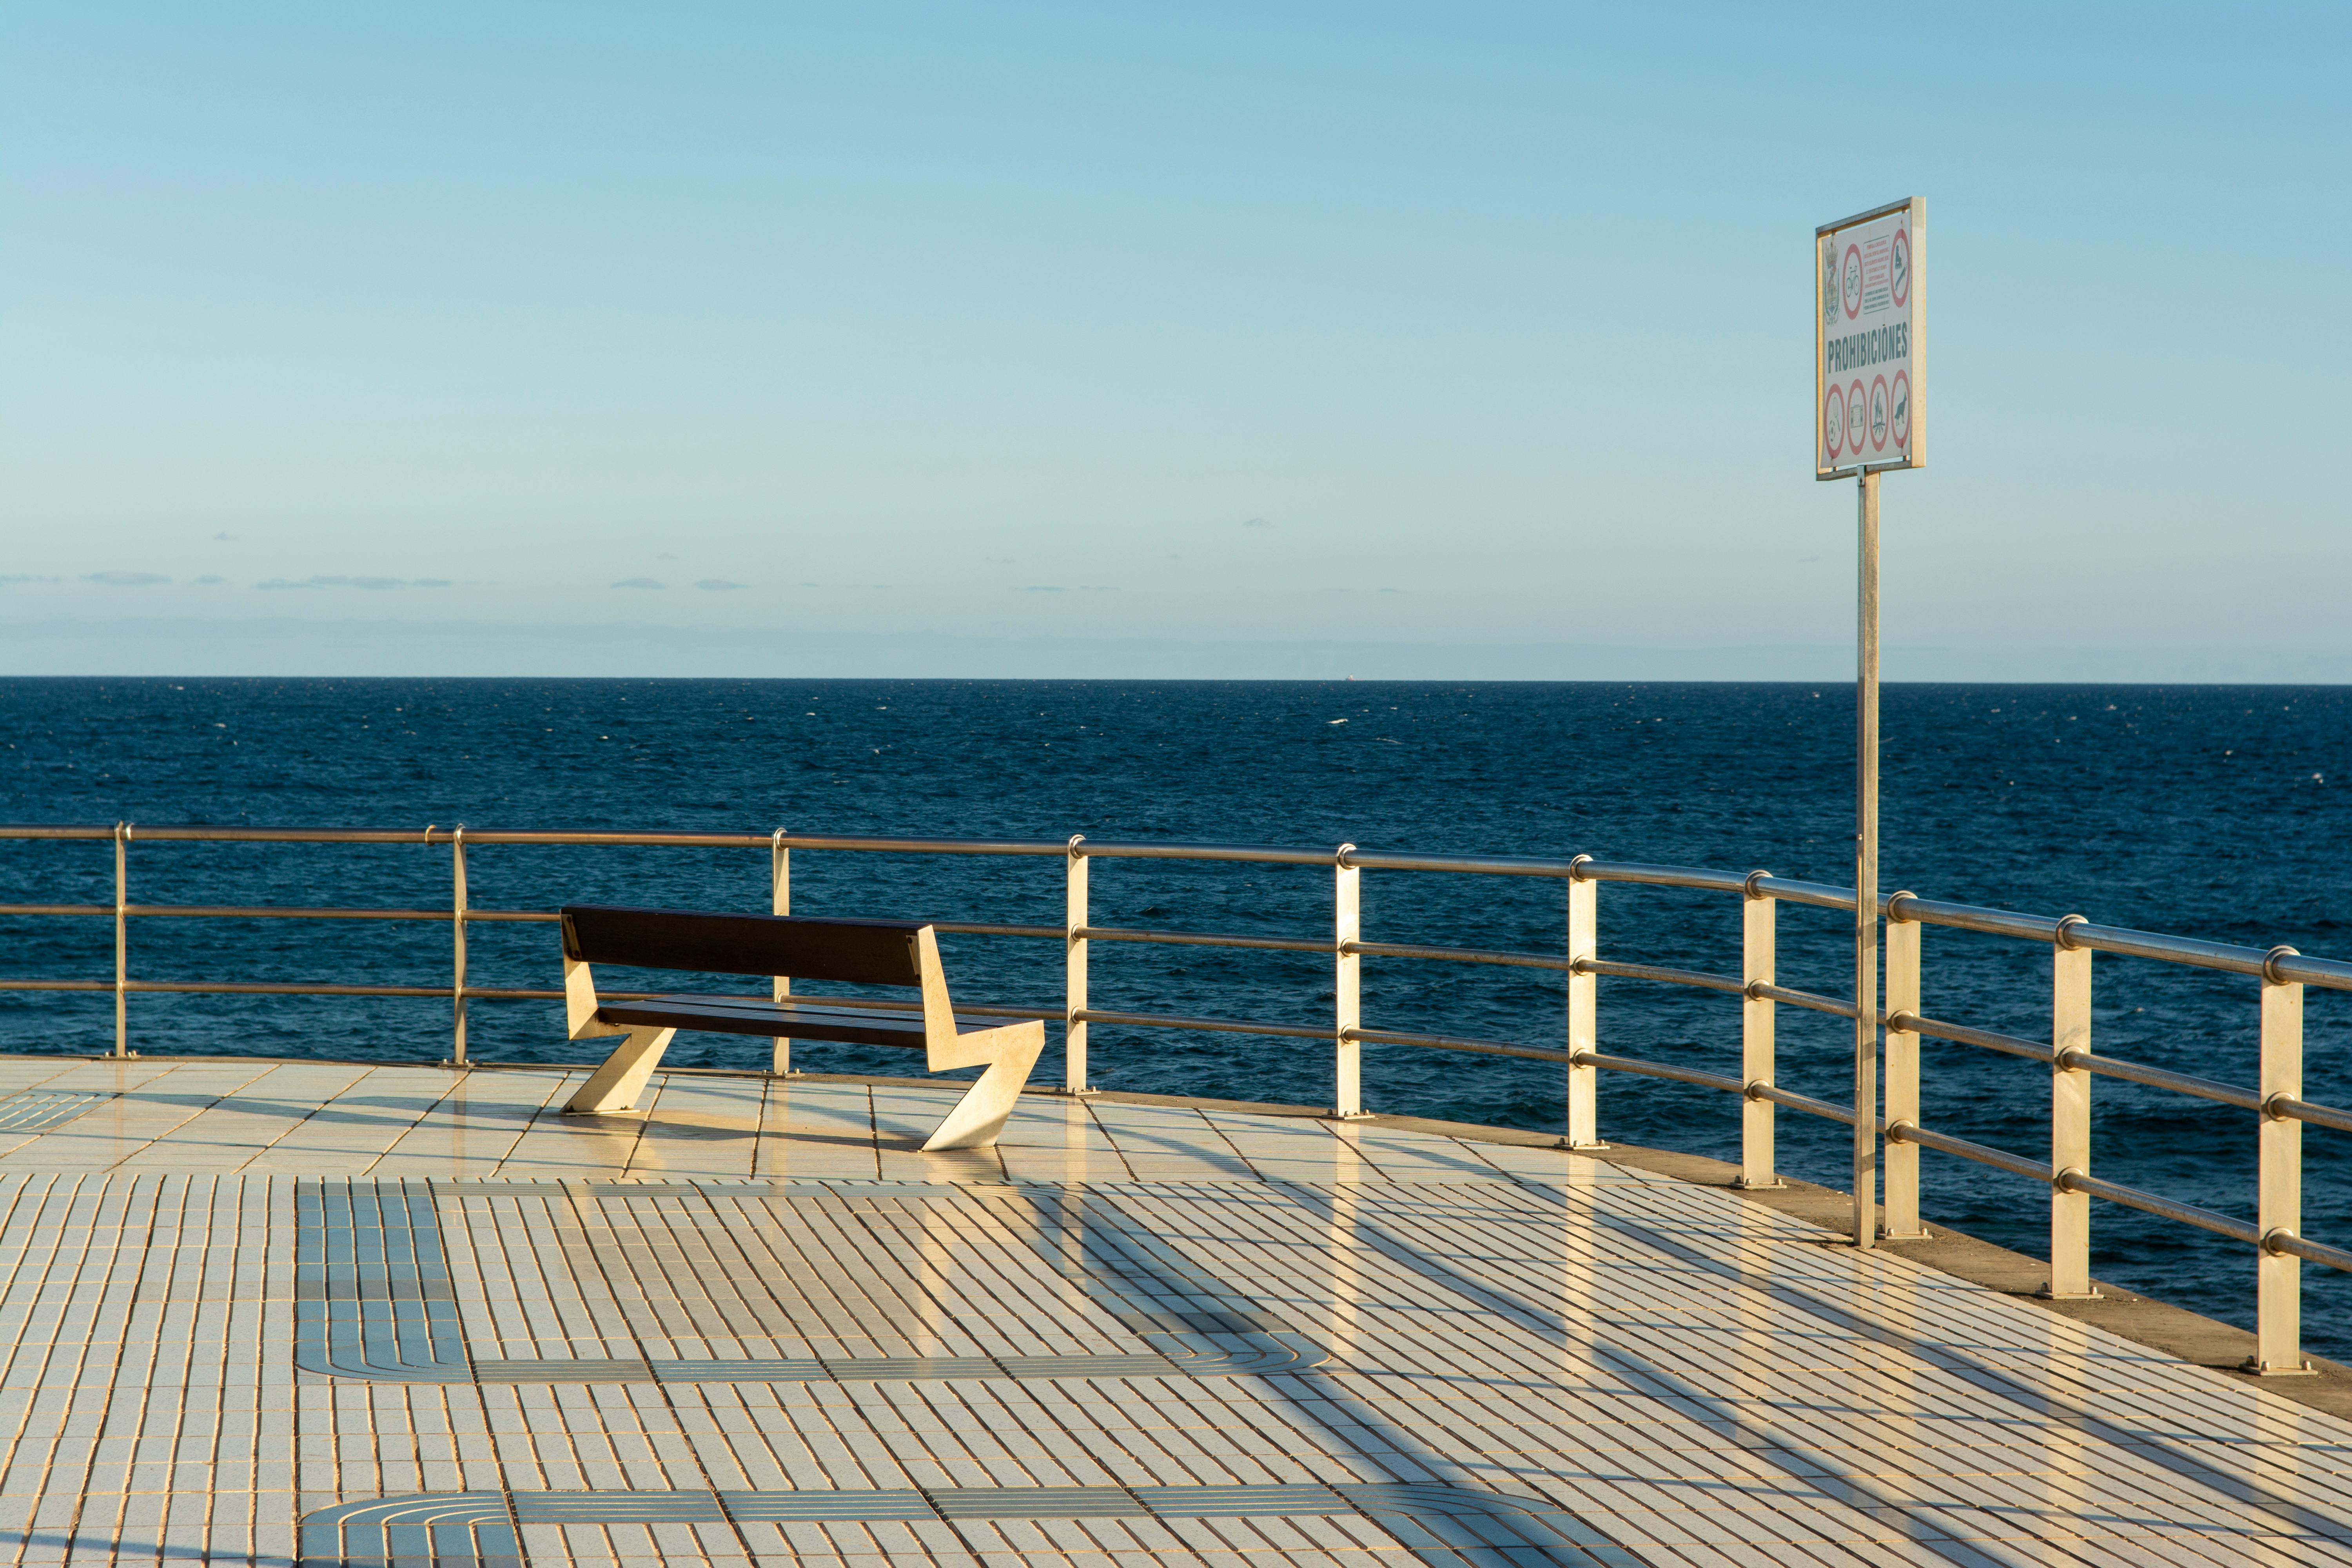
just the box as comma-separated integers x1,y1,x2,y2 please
1889,227,1911,309
1842,244,1864,320
1824,385,1846,459
1845,379,1867,456
1869,375,1890,452
1889,370,1911,449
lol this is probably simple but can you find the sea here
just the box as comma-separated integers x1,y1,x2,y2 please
3,675,2348,1351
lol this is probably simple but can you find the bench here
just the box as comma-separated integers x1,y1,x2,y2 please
558,904,1045,1151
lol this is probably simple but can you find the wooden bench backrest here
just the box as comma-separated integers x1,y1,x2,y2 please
560,904,929,988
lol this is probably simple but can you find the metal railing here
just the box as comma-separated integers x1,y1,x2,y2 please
2,820,2349,1373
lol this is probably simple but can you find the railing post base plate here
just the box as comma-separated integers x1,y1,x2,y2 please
1730,1176,1787,1191
2035,1286,2104,1301
1558,1138,1610,1151
1880,1227,1933,1241
2241,1357,2318,1377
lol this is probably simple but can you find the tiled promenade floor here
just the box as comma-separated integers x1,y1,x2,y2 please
0,1055,2348,1566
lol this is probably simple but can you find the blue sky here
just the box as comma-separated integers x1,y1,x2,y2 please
3,4,2345,679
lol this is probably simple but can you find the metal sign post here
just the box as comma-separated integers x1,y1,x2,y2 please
1817,196,1924,1249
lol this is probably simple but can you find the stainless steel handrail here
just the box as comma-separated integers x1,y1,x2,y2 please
1071,1008,1327,1040
1885,1121,2054,1184
1572,1049,1746,1096
1579,958,1745,996
6,815,2352,1363
1748,1081,1859,1126
1078,926,1328,954
5,823,2347,991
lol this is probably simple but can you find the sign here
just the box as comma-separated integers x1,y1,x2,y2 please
1816,197,1922,476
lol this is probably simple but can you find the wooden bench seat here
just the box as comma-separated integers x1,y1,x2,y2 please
559,903,1044,1151
590,995,1017,1049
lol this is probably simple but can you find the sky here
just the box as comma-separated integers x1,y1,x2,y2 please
2,3,2347,680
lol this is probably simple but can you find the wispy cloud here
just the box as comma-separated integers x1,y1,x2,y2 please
256,575,454,590
611,577,666,589
1022,585,1118,593
193,575,227,586
85,571,171,587
695,579,748,591
0,575,61,586
1242,517,1273,530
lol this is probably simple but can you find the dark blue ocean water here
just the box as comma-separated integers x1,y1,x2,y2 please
3,676,2348,1348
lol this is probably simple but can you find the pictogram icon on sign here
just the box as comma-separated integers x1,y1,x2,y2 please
1845,379,1867,456
1889,370,1910,449
1889,227,1910,309
1823,241,1841,327
1824,385,1846,459
1842,245,1864,320
1869,376,1889,452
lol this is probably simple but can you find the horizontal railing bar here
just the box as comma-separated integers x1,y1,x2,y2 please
1752,875,1858,911
779,833,1067,857
1890,1122,2271,1247
931,922,1062,939
0,980,1061,1020
1581,959,1745,995
2062,1172,2262,1247
2059,1051,2263,1112
132,904,452,922
1753,982,1858,1018
1574,1050,1747,1096
1344,850,1585,878
0,905,113,917
1897,1012,2266,1110
2270,1097,2352,1135
2273,952,2352,992
2270,1234,2352,1273
1073,1008,1328,1040
1079,926,1328,954
1344,1027,1571,1064
1889,895,2352,993
1749,1082,1860,1125
466,909,562,924
1346,940,1572,972
1887,895,2062,944
1896,1011,2052,1062
126,980,451,998
1886,1122,2054,1182
1578,861,1749,895
1078,840,1339,866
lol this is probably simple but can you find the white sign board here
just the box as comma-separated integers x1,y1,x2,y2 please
1816,197,1922,476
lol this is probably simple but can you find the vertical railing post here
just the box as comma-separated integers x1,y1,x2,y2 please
1333,844,1361,1118
1737,873,1778,1188
113,822,130,1060
1064,836,1089,1093
448,826,468,1067
1566,857,1601,1149
2254,949,2308,1374
2045,918,2096,1298
770,828,792,1076
1882,893,1926,1236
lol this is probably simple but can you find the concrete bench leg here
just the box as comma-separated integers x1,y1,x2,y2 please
921,1032,1045,1152
566,1027,677,1114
